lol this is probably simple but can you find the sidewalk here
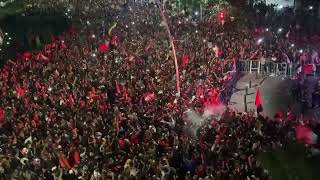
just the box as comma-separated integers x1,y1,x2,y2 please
229,73,296,117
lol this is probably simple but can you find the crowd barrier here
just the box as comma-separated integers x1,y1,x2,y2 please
237,60,308,77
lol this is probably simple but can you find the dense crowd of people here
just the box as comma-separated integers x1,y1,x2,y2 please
0,1,318,179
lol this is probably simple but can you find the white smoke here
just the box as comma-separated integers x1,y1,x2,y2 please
203,104,226,119
185,104,226,136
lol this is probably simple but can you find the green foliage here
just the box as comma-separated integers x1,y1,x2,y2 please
170,0,229,18
204,0,229,14
258,142,320,180
0,0,26,20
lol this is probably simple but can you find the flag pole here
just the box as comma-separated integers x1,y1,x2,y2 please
158,2,181,96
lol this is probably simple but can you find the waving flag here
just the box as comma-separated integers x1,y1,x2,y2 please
51,35,55,43
116,82,121,94
0,108,4,124
73,150,80,167
68,94,75,107
16,87,25,97
144,92,156,101
59,153,71,169
296,124,318,144
22,52,32,60
182,54,189,69
41,86,46,97
112,35,118,46
98,43,107,52
303,64,314,74
36,53,49,61
98,40,109,53
255,88,263,113
123,86,127,98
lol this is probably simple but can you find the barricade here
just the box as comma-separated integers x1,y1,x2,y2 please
238,60,294,77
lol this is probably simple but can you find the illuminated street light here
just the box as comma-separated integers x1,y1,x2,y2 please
278,28,283,33
291,44,295,47
257,38,263,44
299,49,303,53
194,11,199,16
265,28,269,32
309,6,313,10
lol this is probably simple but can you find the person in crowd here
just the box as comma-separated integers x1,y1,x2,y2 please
0,1,318,179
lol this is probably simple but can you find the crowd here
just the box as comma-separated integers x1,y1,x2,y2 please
0,1,318,179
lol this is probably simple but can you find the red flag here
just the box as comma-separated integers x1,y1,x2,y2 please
33,112,40,124
40,54,49,61
123,86,127,98
295,124,318,144
144,92,156,101
98,40,109,53
36,53,49,61
255,88,263,113
116,82,121,94
0,108,4,124
41,86,46,97
255,88,262,107
59,153,71,169
35,81,41,91
303,64,314,74
22,52,32,61
51,35,55,43
73,150,80,167
45,44,51,51
68,94,74,107
112,35,118,46
182,54,189,69
78,99,85,109
16,87,25,97
99,43,107,52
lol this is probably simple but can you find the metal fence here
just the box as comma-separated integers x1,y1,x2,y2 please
237,60,302,78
